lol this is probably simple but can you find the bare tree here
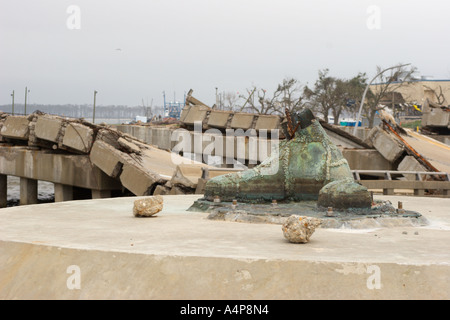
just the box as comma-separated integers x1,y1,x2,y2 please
423,84,448,105
303,69,352,124
222,91,241,111
238,77,304,115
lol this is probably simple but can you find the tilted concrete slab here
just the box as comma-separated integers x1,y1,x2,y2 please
0,116,30,140
182,105,210,126
62,123,94,153
34,116,64,143
0,195,448,299
403,129,450,173
341,149,394,171
207,110,232,129
371,127,405,162
119,163,165,196
255,115,281,131
398,156,426,180
230,113,255,130
168,163,206,189
89,140,130,178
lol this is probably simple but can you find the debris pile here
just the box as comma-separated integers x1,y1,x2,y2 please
0,111,212,197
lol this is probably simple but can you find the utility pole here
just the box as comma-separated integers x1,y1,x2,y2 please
215,87,219,109
93,90,98,123
24,87,29,115
11,90,15,115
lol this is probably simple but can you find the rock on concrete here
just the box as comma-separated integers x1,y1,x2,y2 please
133,196,164,217
282,215,321,243
318,179,372,209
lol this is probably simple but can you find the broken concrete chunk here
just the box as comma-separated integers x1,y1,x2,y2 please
230,113,255,130
120,163,164,196
370,126,405,162
62,122,94,153
282,215,321,243
398,156,426,180
169,186,188,195
255,115,281,131
34,116,65,143
117,137,141,154
133,196,163,217
169,164,205,189
153,185,170,196
182,105,210,126
0,116,30,140
96,128,121,149
90,140,128,178
207,110,232,129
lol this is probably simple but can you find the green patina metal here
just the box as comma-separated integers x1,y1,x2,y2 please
204,109,371,208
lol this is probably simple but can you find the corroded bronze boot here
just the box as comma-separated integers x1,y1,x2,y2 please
204,109,371,208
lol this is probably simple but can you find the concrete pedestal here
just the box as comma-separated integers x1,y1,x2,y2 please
0,194,449,299
20,177,37,205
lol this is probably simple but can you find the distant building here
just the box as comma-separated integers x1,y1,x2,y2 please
370,78,450,108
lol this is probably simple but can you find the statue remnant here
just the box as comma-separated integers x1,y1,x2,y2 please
204,108,372,209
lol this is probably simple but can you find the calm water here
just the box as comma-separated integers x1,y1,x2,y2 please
5,176,55,207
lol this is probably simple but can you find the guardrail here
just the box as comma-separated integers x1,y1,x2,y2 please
352,170,450,196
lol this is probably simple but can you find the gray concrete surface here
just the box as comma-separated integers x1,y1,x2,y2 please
0,194,449,299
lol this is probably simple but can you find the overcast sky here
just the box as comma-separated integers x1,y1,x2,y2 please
1,0,450,107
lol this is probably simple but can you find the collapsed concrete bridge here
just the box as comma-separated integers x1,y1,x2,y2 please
0,111,213,207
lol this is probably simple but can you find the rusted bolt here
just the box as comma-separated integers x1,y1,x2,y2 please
272,199,277,207
214,196,220,203
231,199,237,210
396,201,405,214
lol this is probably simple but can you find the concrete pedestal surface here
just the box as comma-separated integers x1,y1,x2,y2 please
0,195,449,300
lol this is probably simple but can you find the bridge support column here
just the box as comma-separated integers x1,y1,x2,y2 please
92,190,111,199
20,177,38,205
0,174,7,208
54,183,73,202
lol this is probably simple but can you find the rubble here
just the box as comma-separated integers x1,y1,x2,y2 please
133,196,164,217
0,111,212,198
282,215,321,243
